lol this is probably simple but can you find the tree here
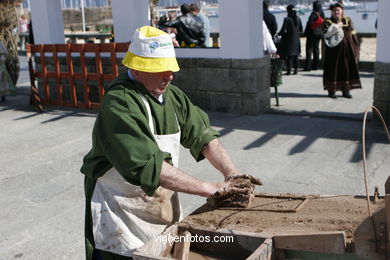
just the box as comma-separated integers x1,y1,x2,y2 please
150,0,159,27
0,0,20,85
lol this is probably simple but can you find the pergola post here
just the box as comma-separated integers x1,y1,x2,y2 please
374,0,390,123
111,0,150,43
29,0,64,44
219,0,263,59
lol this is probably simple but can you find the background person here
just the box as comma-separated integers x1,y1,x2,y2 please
322,2,361,98
81,26,258,259
263,0,278,38
304,1,325,71
18,15,29,50
190,3,211,47
160,4,205,47
277,4,303,75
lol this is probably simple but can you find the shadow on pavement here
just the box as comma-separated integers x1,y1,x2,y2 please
209,111,387,163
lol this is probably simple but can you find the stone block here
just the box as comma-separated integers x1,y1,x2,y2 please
183,90,210,111
241,91,270,115
260,66,271,90
173,68,197,91
374,62,390,75
177,58,197,68
197,68,257,93
372,101,389,124
258,87,271,112
374,74,390,102
208,92,241,113
231,57,270,69
196,58,231,68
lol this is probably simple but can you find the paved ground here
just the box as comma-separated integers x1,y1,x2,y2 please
0,56,389,259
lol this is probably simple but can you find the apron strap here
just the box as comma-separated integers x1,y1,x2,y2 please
139,94,180,134
140,94,155,134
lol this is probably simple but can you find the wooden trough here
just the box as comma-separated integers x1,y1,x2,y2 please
133,189,390,260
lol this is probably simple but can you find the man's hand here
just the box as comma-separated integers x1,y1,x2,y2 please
207,174,262,208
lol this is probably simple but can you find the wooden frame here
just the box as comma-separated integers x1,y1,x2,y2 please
26,42,129,111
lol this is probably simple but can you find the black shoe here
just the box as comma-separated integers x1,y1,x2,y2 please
311,67,318,71
285,72,291,75
293,70,298,75
303,68,311,71
328,92,337,99
342,91,352,98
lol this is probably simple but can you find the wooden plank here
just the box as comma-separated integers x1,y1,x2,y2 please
172,231,191,260
246,238,273,260
386,194,390,254
79,45,91,109
116,42,130,52
28,56,43,112
273,231,346,254
53,45,63,106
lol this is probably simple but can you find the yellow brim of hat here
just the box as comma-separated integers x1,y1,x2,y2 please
122,51,180,73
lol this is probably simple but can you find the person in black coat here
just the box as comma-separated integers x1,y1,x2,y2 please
278,4,303,75
304,1,325,71
161,4,205,47
263,1,278,37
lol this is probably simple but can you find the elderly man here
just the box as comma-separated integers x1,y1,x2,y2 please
81,26,258,260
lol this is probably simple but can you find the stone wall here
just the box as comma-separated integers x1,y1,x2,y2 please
33,55,271,115
174,57,271,115
373,62,390,124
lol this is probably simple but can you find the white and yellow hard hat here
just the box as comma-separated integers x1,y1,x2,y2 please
122,26,180,73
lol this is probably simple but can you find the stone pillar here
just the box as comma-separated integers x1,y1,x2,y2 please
29,0,65,44
219,0,263,59
111,0,150,43
374,0,390,123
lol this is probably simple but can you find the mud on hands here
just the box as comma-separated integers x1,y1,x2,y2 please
207,174,263,208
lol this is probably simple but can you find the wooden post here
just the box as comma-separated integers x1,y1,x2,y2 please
246,238,273,260
172,231,191,260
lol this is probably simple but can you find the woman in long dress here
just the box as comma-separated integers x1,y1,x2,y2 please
322,2,361,99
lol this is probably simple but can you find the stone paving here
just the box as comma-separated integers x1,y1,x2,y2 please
0,56,389,259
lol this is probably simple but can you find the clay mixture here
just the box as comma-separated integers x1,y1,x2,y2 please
183,194,386,247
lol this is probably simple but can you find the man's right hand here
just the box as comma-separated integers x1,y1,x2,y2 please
207,174,262,208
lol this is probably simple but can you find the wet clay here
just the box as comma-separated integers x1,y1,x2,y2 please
207,177,261,208
183,195,385,245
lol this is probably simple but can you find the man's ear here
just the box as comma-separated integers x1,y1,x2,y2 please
130,69,140,80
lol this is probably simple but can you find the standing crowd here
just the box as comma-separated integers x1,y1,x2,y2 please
263,0,362,99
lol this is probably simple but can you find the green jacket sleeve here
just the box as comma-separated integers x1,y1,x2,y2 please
171,87,220,161
96,88,171,196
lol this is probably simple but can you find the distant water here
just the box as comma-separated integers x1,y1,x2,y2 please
208,2,377,34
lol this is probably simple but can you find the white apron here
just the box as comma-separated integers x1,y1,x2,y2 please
91,95,182,257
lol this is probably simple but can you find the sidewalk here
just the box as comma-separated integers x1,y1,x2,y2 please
0,57,389,259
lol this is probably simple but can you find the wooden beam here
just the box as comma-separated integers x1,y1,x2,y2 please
246,238,273,260
172,231,191,260
273,231,346,254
